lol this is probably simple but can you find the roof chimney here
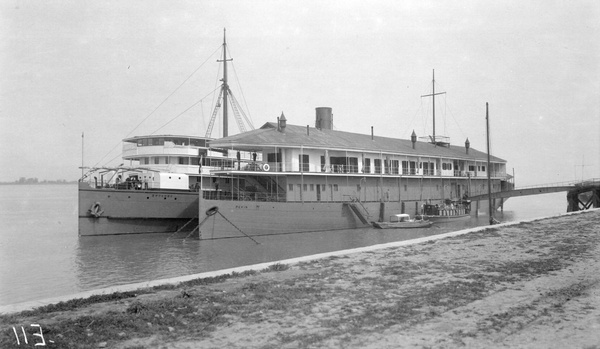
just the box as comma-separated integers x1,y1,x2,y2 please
411,130,417,149
278,112,287,132
465,138,470,154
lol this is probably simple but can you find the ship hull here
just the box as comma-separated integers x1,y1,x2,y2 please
78,183,198,236
197,198,405,240
423,214,471,222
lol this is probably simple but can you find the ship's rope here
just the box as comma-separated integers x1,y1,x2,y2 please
215,211,260,244
90,45,222,170
174,210,259,244
167,216,200,240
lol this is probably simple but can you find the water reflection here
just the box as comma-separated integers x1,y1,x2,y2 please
75,216,494,292
1,185,567,307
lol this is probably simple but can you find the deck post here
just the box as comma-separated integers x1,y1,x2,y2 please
475,200,479,217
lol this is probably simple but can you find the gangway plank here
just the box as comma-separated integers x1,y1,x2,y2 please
469,178,600,212
345,202,370,225
469,186,575,200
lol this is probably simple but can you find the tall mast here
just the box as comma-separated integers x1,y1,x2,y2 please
486,102,494,225
421,69,445,143
218,28,232,137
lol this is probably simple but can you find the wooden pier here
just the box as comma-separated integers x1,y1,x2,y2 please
469,178,600,213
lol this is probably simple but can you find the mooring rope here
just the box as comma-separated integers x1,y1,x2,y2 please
216,211,260,244
174,208,259,244
167,216,199,240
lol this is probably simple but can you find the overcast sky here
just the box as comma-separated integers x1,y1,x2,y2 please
1,0,598,186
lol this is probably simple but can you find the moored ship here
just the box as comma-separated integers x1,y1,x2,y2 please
78,29,257,236
196,106,513,240
78,135,260,236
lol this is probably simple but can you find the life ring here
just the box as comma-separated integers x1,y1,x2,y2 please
89,202,104,218
205,206,219,216
262,163,270,171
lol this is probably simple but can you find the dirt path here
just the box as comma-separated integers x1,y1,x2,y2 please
1,210,599,348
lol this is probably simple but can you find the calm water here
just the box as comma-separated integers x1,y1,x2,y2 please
0,184,568,306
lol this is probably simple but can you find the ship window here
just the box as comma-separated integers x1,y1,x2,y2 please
333,184,338,191
288,184,294,191
303,184,308,191
402,160,408,175
267,153,281,162
322,184,326,191
190,139,206,147
154,157,159,164
310,184,314,191
299,154,309,172
374,159,381,174
482,165,486,171
364,158,371,173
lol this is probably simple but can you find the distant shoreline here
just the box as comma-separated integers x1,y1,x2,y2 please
0,181,78,185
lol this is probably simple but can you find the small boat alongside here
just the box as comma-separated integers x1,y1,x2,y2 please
417,200,471,222
372,214,433,229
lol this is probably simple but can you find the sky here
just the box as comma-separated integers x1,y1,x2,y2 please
1,0,599,186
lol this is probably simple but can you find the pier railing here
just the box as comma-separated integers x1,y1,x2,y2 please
469,178,600,201
512,178,600,191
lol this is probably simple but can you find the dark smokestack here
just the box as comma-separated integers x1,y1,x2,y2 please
411,130,417,149
315,107,333,130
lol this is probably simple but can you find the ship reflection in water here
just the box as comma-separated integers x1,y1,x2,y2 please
74,216,488,292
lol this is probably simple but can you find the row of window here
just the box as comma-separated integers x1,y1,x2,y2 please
134,138,207,147
468,165,487,172
141,157,194,165
288,183,339,192
270,153,462,174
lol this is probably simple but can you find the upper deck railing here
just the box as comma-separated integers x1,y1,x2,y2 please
209,160,507,178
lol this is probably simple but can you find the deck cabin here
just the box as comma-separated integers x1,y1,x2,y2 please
203,108,511,208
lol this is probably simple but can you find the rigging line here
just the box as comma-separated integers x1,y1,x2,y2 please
443,95,448,136
444,102,467,140
229,60,254,127
151,86,222,134
403,100,424,138
91,45,222,168
125,45,223,139
210,47,224,134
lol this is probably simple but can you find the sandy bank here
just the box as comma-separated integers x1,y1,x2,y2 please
1,209,599,348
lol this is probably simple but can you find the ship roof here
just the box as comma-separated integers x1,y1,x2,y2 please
208,122,506,163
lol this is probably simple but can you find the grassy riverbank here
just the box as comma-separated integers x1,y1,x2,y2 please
1,210,599,348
